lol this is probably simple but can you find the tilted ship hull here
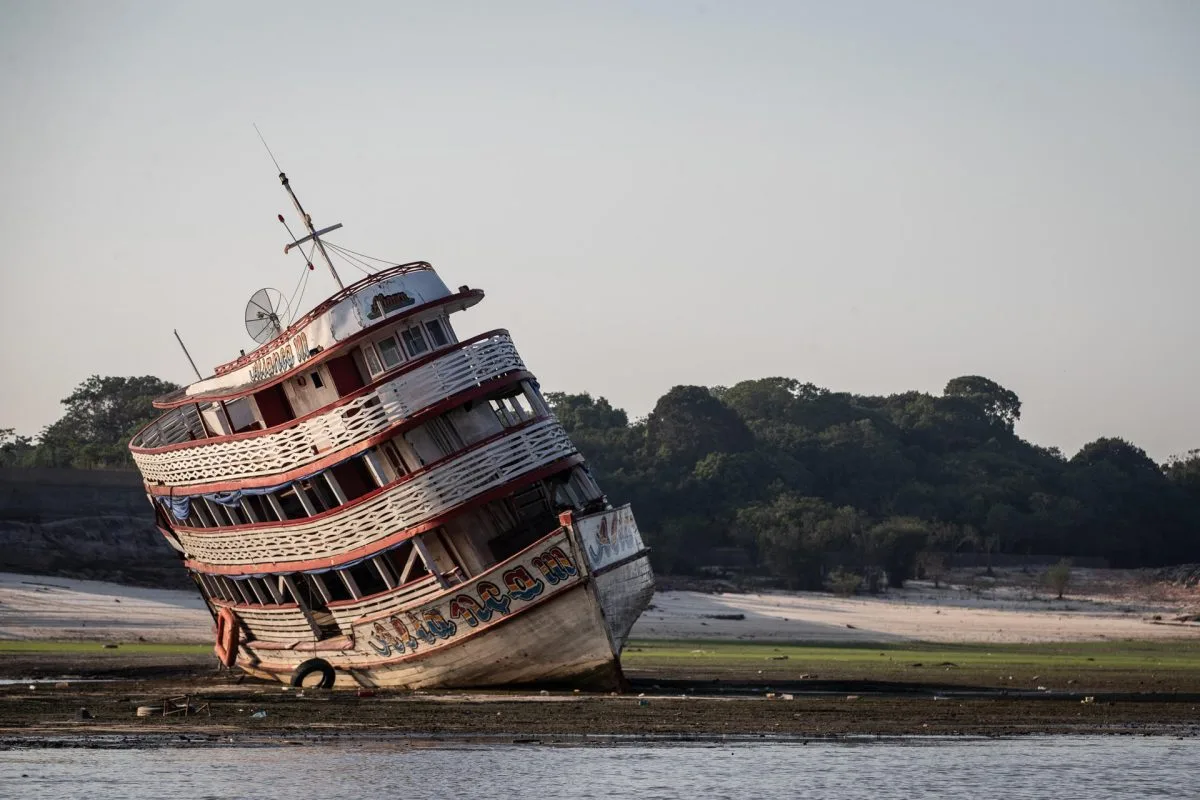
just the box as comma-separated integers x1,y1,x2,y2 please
130,221,654,690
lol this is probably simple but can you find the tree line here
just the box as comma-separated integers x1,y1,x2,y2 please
547,376,1200,588
5,373,1199,588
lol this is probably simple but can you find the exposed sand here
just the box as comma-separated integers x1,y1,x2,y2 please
2,570,1197,645
631,586,1198,643
0,572,210,643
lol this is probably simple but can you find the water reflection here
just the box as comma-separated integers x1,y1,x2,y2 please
1,737,1194,800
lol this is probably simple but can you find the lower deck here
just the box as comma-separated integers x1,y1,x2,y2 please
215,506,653,689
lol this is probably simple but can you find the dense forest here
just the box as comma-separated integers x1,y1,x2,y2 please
545,376,1200,587
5,374,1199,589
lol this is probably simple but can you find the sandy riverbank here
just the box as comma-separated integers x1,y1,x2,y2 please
3,570,1197,645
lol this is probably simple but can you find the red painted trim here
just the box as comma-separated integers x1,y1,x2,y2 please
249,580,590,672
184,454,583,576
137,327,509,452
149,287,485,410
145,370,531,496
171,414,555,535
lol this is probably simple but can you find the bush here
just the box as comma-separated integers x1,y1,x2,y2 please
1045,559,1072,599
826,568,862,597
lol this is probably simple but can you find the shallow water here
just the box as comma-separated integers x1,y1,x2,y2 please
2,737,1197,799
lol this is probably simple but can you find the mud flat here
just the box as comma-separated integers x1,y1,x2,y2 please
4,568,1198,745
3,639,1200,745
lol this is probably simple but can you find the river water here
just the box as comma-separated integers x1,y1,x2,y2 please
1,737,1196,799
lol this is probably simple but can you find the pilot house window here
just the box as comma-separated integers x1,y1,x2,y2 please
377,337,405,369
425,319,449,348
401,327,429,357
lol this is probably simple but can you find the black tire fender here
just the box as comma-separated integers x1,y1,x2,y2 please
291,657,336,689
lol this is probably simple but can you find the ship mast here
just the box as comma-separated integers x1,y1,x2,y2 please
279,171,345,290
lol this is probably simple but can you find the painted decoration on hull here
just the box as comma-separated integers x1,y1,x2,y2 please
574,505,645,573
355,530,581,660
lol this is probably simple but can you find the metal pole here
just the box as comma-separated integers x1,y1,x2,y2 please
174,329,203,380
174,329,233,436
279,172,344,290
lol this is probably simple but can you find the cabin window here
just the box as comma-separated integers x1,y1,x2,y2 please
425,417,464,457
311,371,325,389
243,494,275,523
323,571,353,602
301,478,336,513
275,487,308,520
377,336,405,369
361,343,384,376
425,319,449,348
348,562,389,597
383,541,428,584
297,573,330,606
230,579,256,606
401,326,429,357
329,457,376,501
223,504,248,526
380,441,409,477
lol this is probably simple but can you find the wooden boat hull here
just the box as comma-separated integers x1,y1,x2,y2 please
242,581,623,690
232,507,653,691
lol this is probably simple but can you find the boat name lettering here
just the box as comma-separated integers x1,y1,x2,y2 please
366,291,415,320
248,332,310,383
362,540,578,658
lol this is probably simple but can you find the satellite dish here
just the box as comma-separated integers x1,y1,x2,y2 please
244,288,289,344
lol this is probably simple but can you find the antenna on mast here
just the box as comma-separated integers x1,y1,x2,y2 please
253,124,345,290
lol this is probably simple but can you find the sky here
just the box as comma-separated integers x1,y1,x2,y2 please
1,1,1198,461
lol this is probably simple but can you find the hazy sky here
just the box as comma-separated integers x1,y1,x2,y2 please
2,1,1198,461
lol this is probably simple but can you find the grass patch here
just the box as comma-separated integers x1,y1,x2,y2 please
0,641,211,655
621,638,1200,688
624,638,1200,669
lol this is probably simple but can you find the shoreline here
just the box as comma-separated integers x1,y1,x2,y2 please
3,569,1197,746
4,639,1200,745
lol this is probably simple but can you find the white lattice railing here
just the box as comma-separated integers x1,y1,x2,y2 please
176,418,577,569
226,604,319,644
134,404,207,450
132,332,525,487
327,575,442,631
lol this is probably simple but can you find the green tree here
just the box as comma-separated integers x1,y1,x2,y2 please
35,375,178,469
866,517,931,588
1045,559,1072,599
644,386,754,474
545,392,628,432
0,428,35,467
944,375,1021,431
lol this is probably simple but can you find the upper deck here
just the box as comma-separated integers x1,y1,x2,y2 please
148,262,483,412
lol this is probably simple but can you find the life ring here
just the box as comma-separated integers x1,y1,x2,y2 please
291,658,336,689
214,606,239,668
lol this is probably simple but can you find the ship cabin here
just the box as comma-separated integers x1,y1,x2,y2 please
131,263,604,647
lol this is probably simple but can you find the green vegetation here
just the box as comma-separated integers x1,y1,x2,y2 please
622,639,1200,691
1045,559,1073,599
0,641,211,655
7,372,1200,588
1,375,177,470
549,377,1200,586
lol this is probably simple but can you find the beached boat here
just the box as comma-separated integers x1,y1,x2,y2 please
128,171,654,690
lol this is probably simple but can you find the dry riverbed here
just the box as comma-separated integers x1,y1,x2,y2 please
3,640,1200,745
